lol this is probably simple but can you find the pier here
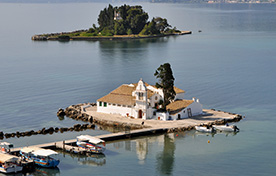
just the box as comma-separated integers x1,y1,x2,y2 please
11,127,168,153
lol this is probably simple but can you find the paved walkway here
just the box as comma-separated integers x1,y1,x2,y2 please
84,106,237,129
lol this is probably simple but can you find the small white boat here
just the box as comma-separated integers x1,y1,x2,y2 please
213,124,239,132
195,125,216,133
0,142,14,154
77,135,106,154
20,147,60,168
0,153,23,174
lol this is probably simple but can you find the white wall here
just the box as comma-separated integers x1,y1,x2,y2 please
153,112,169,121
97,101,133,117
148,94,162,108
169,101,203,120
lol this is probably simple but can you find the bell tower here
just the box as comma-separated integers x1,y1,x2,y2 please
134,79,147,119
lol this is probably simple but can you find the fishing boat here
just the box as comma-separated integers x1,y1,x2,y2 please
213,124,239,132
76,135,106,154
0,153,23,174
20,147,60,168
195,125,216,133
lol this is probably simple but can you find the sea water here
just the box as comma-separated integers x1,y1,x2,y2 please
0,2,275,176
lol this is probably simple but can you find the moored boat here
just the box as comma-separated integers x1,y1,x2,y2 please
195,125,216,133
213,124,239,132
0,142,14,153
0,153,23,174
76,135,106,154
20,147,60,168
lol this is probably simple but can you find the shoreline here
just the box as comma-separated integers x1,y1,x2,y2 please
63,103,243,133
31,31,192,41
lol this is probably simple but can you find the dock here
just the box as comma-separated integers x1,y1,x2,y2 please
11,127,168,153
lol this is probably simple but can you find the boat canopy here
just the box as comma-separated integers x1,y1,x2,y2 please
32,149,58,157
77,135,105,144
0,153,20,163
0,142,14,148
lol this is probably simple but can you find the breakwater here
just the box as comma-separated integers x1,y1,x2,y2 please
0,123,95,140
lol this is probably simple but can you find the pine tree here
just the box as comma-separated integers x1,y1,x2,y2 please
154,63,176,109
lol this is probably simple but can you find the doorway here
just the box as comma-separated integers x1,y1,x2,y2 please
138,110,143,119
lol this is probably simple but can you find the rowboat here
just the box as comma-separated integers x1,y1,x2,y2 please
195,125,216,133
76,135,106,154
213,124,239,132
20,147,60,168
0,153,23,174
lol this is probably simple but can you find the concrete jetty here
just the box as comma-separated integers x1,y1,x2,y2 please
11,127,168,153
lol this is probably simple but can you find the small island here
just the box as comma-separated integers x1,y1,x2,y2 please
32,4,191,41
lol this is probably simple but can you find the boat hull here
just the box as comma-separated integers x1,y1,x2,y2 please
33,159,60,168
195,126,215,133
213,125,239,132
77,142,105,154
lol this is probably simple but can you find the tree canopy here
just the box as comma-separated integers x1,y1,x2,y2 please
93,4,179,36
154,63,176,109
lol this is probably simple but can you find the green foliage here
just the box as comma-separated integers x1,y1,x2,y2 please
154,17,171,33
127,29,132,35
125,6,148,34
100,27,114,36
114,20,126,35
98,4,115,31
96,4,178,37
154,63,176,109
139,19,159,35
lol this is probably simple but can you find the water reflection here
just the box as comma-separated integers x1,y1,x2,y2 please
99,37,170,60
112,134,176,175
59,150,106,166
156,134,175,176
33,167,60,176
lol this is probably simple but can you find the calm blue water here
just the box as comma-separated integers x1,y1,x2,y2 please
0,2,275,176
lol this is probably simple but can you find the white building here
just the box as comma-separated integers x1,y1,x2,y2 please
97,79,202,121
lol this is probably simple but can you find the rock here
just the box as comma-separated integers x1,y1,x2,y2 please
5,133,12,138
0,131,3,138
88,116,93,123
73,124,81,130
57,108,66,117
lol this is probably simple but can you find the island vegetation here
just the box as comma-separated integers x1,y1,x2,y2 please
154,63,176,110
32,4,191,41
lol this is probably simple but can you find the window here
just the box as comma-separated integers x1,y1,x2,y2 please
99,102,102,106
155,96,158,100
139,92,143,100
104,102,107,107
153,111,156,116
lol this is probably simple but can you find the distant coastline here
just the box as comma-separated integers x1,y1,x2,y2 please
31,31,192,41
